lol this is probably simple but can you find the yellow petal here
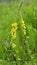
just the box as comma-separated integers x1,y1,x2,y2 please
23,30,26,35
12,23,17,28
21,20,24,24
11,29,16,32
24,26,26,29
11,32,16,39
24,31,26,35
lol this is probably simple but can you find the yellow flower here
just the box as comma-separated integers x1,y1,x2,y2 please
21,20,24,24
24,31,26,35
12,33,16,38
12,23,17,30
23,30,26,35
12,43,16,48
23,26,26,29
12,35,16,39
21,20,26,28
21,18,24,23
21,24,25,27
11,29,16,33
11,29,16,39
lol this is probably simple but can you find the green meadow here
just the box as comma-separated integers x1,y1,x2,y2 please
0,1,37,65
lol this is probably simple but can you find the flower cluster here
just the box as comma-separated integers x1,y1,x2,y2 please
21,18,26,35
10,20,29,61
11,23,17,39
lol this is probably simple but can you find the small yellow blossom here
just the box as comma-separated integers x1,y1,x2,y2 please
11,31,16,35
23,30,26,35
12,35,16,39
13,32,16,38
22,24,25,27
23,29,26,32
12,23,17,30
24,31,26,35
12,43,16,48
24,26,26,29
12,34,16,39
11,29,16,33
21,20,24,24
21,18,24,23
11,28,16,39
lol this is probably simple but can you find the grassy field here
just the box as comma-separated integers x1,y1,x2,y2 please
0,1,37,65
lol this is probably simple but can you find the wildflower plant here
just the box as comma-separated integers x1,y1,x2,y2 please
0,0,37,65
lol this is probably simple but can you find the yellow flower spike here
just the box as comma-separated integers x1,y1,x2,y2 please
12,43,16,48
